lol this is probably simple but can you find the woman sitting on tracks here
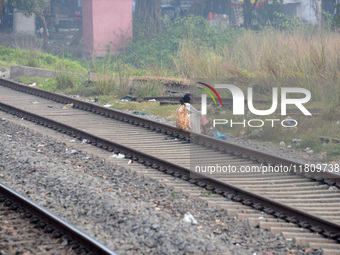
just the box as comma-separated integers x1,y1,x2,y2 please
175,94,207,134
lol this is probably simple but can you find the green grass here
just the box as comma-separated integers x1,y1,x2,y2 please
99,98,178,121
0,46,87,73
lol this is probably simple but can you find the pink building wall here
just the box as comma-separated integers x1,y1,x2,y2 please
82,0,132,56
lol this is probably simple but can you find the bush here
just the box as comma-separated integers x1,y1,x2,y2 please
55,73,81,90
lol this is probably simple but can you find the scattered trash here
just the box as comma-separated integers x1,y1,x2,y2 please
25,169,36,175
69,139,76,142
32,101,40,104
110,153,125,159
7,135,12,138
63,103,74,109
128,160,133,164
116,153,125,159
306,149,314,155
81,139,88,144
103,104,112,108
292,139,303,143
148,99,156,102
1,118,6,121
121,96,134,102
1,98,5,100
286,238,293,241
132,110,147,115
183,213,197,224
37,144,44,148
258,216,265,220
328,186,338,191
27,83,38,87
215,131,227,140
283,116,297,126
279,141,285,147
66,149,78,154
82,157,90,160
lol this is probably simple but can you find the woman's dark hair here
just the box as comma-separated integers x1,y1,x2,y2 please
180,94,191,105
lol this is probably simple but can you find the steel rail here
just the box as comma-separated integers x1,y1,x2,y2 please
1,78,339,187
1,101,339,242
0,182,117,255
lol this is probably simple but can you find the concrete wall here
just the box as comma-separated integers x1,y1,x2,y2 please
82,0,132,56
296,0,322,24
13,9,36,35
10,65,62,79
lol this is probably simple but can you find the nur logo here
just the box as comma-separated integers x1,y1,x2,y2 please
197,82,312,128
197,82,222,115
198,83,311,116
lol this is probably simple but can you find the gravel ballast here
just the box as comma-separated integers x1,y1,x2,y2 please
0,119,321,255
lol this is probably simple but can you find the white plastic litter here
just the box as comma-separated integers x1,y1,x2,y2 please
81,139,88,144
258,216,264,220
66,149,78,154
104,104,112,108
69,139,76,142
121,99,129,102
110,153,125,159
183,214,197,224
279,141,285,147
306,149,314,155
148,99,156,102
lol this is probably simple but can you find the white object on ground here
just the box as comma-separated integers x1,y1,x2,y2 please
110,153,125,159
183,214,197,224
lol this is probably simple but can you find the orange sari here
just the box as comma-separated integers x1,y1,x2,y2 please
175,103,190,131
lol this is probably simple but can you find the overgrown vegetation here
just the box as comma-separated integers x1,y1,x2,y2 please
1,12,339,160
0,46,86,72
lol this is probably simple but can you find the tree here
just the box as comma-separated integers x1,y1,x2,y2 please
187,0,211,17
5,0,50,49
242,0,260,29
134,0,162,39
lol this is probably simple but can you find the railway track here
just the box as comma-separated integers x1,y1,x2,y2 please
0,182,116,255
1,78,340,253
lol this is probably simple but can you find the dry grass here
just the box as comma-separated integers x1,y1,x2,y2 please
174,29,340,103
175,29,340,79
